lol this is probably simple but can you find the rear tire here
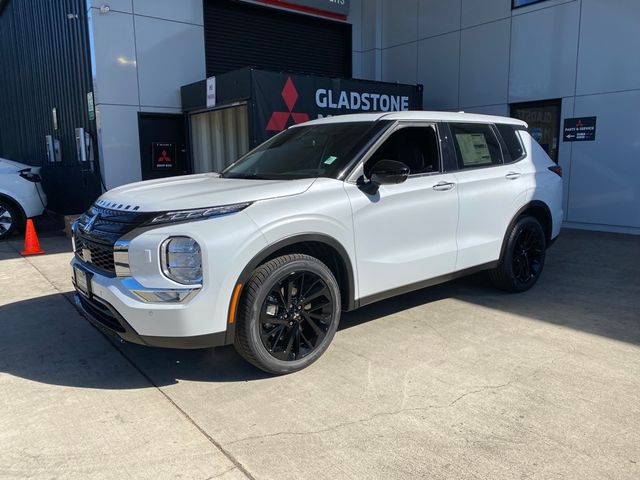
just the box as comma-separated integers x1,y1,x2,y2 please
0,199,19,240
234,254,341,374
489,215,546,293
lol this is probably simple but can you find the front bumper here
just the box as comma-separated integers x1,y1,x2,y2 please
71,257,230,349
73,292,227,349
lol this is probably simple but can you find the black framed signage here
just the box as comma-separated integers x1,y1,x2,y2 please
563,117,597,142
151,142,177,170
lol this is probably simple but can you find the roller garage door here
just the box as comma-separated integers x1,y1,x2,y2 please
203,0,352,78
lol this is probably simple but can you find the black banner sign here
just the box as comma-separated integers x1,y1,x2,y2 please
563,116,596,142
151,142,177,171
252,70,422,144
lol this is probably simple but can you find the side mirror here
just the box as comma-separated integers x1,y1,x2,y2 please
370,159,410,185
358,159,410,194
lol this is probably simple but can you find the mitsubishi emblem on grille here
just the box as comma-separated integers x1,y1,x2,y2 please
82,213,100,233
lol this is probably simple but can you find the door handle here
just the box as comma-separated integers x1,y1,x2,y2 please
432,181,455,191
505,171,521,180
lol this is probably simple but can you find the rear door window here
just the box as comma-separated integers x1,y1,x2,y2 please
449,123,503,169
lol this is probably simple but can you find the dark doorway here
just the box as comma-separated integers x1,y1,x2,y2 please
138,113,189,181
511,100,561,163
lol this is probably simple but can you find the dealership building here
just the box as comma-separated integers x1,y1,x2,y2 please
0,0,638,234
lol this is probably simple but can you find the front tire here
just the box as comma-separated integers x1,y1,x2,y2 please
234,254,341,374
0,199,19,240
489,216,546,292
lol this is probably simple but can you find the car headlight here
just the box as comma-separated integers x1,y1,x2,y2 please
149,202,251,224
160,236,202,285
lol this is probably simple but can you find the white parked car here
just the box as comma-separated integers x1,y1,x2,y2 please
72,112,563,374
0,158,47,239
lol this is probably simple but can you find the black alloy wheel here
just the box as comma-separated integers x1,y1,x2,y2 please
234,254,341,374
511,223,544,285
260,270,334,361
489,215,546,292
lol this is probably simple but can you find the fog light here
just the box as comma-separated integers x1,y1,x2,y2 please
160,236,202,285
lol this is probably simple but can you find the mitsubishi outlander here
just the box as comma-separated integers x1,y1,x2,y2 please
72,112,563,374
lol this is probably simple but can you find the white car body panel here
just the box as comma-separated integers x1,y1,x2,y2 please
70,111,562,347
0,157,46,219
344,172,459,298
100,173,315,211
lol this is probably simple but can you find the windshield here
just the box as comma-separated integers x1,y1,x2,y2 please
221,122,385,180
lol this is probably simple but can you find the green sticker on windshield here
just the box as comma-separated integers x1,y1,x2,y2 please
324,156,338,165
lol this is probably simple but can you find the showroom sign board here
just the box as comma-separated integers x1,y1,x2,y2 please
181,68,423,147
563,116,597,142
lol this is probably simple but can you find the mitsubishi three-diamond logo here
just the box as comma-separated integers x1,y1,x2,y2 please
265,77,310,132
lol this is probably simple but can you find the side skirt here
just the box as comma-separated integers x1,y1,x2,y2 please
354,261,498,309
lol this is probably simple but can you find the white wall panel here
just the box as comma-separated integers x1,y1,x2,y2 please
381,42,418,84
459,19,510,108
462,104,508,116
349,0,363,51
362,0,378,51
557,96,574,220
381,0,418,48
417,32,460,110
96,104,141,189
132,0,204,25
134,16,205,108
89,0,132,13
461,0,510,28
576,0,640,95
89,9,139,106
567,90,640,228
418,0,461,38
509,1,579,103
361,49,377,80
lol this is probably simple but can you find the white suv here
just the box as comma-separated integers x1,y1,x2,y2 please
72,112,563,374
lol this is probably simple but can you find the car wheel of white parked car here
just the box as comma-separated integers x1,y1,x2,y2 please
234,254,342,374
0,199,18,240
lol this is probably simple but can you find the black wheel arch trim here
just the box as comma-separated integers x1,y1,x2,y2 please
226,233,357,345
499,200,553,261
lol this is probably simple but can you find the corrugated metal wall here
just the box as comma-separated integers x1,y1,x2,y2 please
0,0,101,214
204,0,352,78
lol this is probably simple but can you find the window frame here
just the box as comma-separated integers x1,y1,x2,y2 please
345,121,446,183
446,122,506,172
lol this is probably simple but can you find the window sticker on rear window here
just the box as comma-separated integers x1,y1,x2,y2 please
455,133,492,166
323,155,338,165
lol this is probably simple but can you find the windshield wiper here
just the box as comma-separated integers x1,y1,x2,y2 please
221,173,274,180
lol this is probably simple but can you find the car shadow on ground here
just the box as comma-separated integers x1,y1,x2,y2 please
0,229,638,390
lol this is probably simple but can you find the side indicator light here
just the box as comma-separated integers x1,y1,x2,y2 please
228,283,243,324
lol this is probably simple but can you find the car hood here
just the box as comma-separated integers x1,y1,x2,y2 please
98,173,317,211
0,157,42,174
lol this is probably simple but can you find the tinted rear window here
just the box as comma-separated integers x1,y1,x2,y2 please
496,123,525,162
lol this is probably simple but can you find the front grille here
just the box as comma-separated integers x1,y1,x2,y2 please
74,235,116,275
73,204,156,275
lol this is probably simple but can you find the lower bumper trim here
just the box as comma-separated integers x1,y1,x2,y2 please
73,292,228,349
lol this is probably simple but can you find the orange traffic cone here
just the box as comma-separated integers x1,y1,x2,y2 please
20,218,45,256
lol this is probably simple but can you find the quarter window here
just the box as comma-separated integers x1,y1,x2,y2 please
496,123,525,162
449,123,503,169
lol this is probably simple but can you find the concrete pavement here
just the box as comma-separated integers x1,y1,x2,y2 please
1,229,639,479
